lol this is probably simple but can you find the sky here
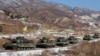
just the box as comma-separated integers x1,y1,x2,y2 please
46,0,100,11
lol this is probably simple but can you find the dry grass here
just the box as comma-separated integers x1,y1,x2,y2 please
62,41,100,56
41,50,52,56
38,34,57,40
0,39,9,48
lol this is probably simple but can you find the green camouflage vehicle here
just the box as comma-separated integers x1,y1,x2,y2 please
36,37,56,48
56,37,68,46
83,34,92,40
93,33,100,38
2,36,35,50
66,36,78,44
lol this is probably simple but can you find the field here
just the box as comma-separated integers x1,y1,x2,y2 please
0,37,100,56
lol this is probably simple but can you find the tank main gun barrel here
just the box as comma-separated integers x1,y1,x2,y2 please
2,37,12,41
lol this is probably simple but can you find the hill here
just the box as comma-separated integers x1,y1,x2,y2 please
0,0,100,34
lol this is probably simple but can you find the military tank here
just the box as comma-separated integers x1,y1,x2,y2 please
2,36,35,50
83,34,92,40
36,37,56,48
56,37,68,46
66,36,78,44
93,33,100,38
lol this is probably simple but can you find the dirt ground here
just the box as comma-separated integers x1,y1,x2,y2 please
61,41,100,56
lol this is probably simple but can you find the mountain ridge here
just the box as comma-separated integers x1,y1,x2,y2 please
0,0,100,34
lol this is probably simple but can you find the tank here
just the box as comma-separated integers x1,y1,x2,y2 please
83,34,92,40
93,33,100,38
66,36,78,44
36,37,56,48
2,36,35,50
56,37,68,46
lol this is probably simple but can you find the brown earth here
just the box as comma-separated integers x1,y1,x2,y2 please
62,41,100,56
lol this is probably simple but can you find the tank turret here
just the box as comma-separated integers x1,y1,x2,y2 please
83,34,92,40
93,33,100,38
2,36,35,50
66,36,78,44
56,37,68,46
36,37,56,48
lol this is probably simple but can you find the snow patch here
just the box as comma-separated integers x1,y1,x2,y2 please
89,38,100,43
91,13,100,18
88,22,96,27
0,47,70,56
80,15,93,20
0,10,4,13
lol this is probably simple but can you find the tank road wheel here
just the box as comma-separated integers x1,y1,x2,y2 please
30,48,32,50
30,48,32,49
31,48,32,50
17,48,20,50
21,48,23,50
23,48,25,50
20,47,23,50
30,47,32,50
28,48,30,50
25,48,27,50
21,47,24,50
28,48,29,50
22,48,24,50
23,47,25,50
19,48,21,50
31,47,33,50
22,47,24,50
24,47,26,50
29,48,31,50
30,47,31,50
27,47,29,50
32,47,34,49
27,48,28,50
27,48,29,50
13,46,17,50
